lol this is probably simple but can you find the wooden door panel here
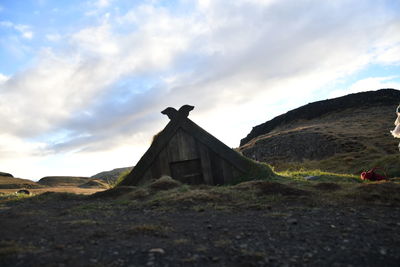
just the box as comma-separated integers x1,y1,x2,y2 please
170,159,203,184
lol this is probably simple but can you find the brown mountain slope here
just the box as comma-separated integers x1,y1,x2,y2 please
91,166,133,184
0,175,42,189
37,176,91,187
239,89,400,176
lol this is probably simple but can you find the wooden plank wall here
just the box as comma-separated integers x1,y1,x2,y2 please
140,128,243,185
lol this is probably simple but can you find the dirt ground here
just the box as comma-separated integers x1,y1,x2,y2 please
1,181,400,267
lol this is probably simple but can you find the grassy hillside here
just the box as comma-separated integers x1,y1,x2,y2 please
0,175,42,189
37,176,92,187
91,167,133,184
240,91,400,177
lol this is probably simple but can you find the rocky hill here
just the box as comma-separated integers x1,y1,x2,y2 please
91,167,133,184
239,89,400,176
0,175,42,189
0,172,13,178
37,176,91,187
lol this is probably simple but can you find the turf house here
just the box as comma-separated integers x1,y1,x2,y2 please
119,105,251,186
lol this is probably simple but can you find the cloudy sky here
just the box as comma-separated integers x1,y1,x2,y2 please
1,0,400,180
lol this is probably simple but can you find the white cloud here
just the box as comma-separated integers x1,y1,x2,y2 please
372,22,400,65
95,0,111,8
21,31,33,39
0,73,9,84
0,21,34,39
15,25,34,39
375,45,400,65
349,76,400,92
45,33,61,42
85,0,114,16
0,8,193,138
0,133,48,179
35,0,47,6
329,76,400,98
0,134,46,158
0,21,13,27
71,23,118,55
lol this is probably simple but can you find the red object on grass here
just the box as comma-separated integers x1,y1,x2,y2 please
360,167,387,181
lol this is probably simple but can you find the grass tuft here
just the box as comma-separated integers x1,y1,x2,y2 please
370,154,400,178
342,181,400,204
32,192,83,202
0,192,33,203
234,181,311,196
278,170,361,183
233,158,277,184
149,176,181,191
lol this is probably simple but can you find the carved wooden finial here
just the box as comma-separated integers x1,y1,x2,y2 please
178,105,194,117
161,107,178,120
161,105,195,120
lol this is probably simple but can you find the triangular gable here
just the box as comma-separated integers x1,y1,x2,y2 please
180,118,249,171
120,107,249,185
120,116,182,185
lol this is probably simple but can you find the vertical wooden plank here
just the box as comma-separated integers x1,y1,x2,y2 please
197,141,213,185
150,155,161,180
181,118,250,172
170,159,203,184
167,131,181,162
209,151,224,185
179,129,199,160
158,148,171,177
168,129,199,162
221,159,234,184
176,129,187,160
175,129,198,161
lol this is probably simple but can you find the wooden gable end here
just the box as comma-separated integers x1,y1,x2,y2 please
119,106,250,186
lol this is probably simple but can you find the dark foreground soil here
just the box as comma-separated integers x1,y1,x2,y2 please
1,184,400,266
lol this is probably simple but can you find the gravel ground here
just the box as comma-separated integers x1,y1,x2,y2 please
1,189,399,267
